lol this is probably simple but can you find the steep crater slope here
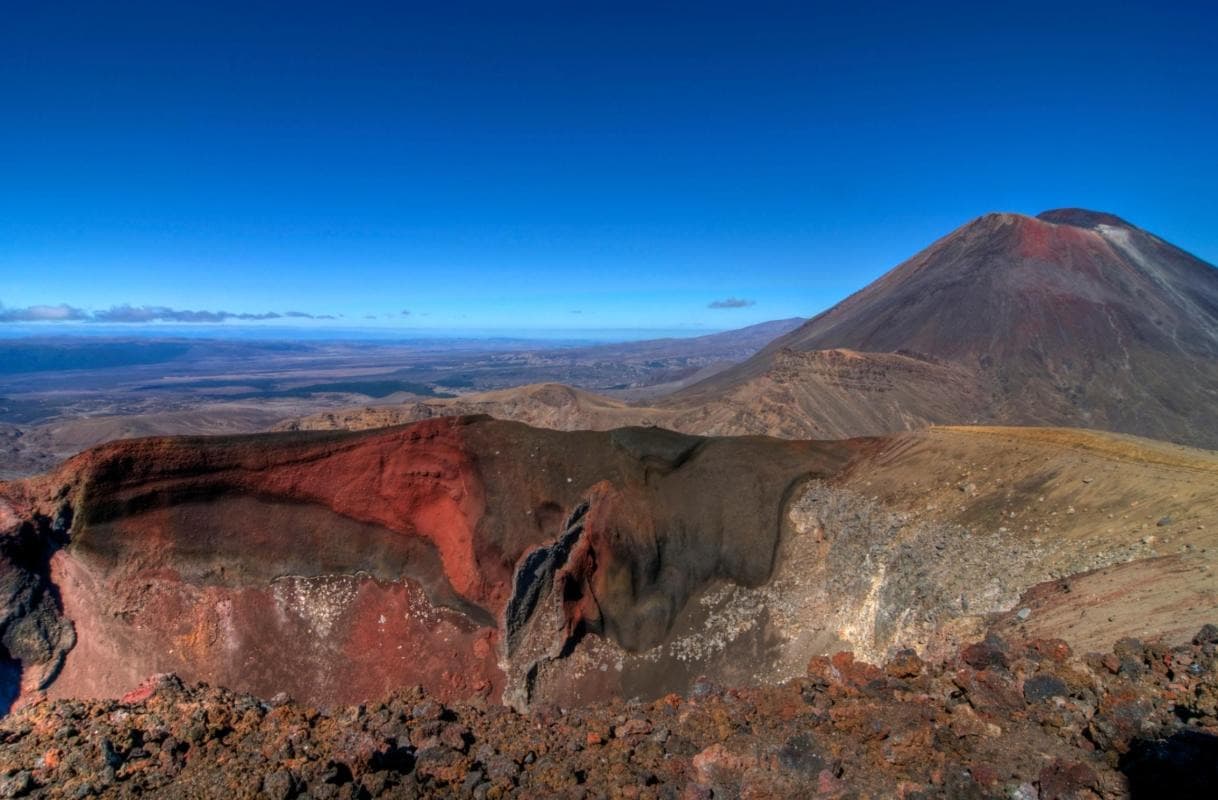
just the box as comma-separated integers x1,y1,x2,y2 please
3,418,1217,715
0,417,849,711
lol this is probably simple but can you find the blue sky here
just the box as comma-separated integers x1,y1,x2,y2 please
2,1,1216,333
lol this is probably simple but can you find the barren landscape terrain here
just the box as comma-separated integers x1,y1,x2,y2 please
0,319,801,480
3,417,1217,797
2,211,1217,800
6,3,1217,796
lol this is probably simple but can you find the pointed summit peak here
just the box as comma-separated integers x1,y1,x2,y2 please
1036,208,1132,229
965,211,1025,227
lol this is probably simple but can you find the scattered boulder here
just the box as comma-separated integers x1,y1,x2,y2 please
885,649,924,679
961,633,1010,670
1023,673,1069,704
1038,759,1100,800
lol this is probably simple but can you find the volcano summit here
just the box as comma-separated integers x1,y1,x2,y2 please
676,208,1218,444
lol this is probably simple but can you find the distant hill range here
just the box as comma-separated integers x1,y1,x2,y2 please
287,209,1218,449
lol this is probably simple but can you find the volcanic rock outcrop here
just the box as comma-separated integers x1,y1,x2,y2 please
0,417,851,712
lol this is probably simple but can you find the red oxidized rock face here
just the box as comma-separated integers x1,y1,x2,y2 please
25,419,513,708
1,417,847,710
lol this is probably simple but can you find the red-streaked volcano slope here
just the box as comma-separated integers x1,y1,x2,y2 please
674,209,1218,446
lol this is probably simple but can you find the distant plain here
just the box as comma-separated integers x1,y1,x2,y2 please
0,319,802,478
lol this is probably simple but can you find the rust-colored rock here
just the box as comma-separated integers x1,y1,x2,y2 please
1,416,850,711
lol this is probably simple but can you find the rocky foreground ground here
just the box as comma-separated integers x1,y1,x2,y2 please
2,628,1217,799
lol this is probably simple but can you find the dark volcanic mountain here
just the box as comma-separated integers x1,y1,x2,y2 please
671,209,1218,447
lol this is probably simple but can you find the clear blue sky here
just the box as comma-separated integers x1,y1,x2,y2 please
2,1,1216,333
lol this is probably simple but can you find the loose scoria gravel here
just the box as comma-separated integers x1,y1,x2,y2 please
3,627,1217,799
